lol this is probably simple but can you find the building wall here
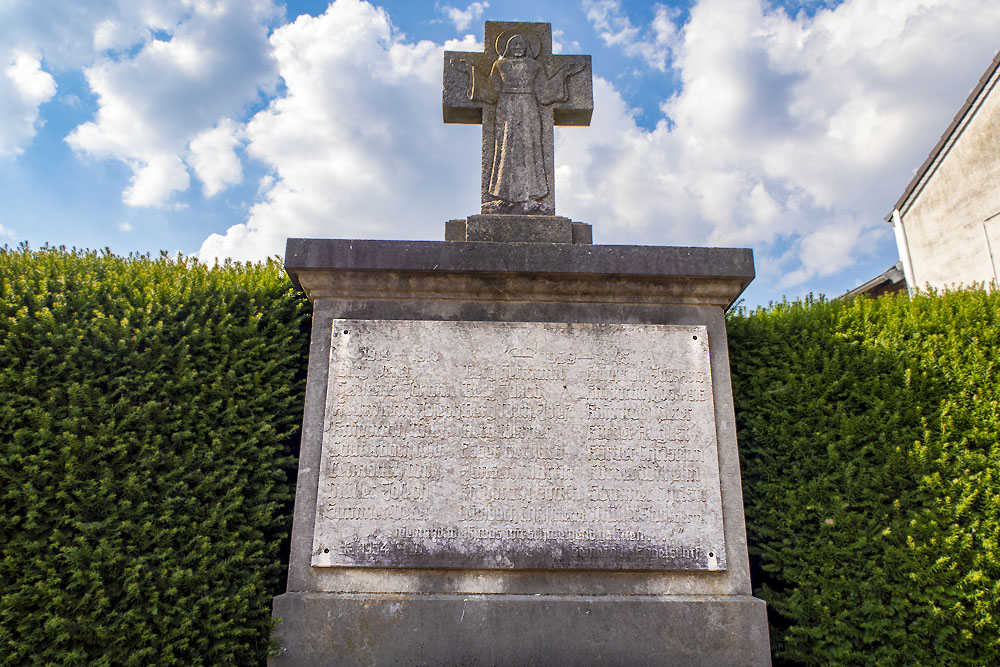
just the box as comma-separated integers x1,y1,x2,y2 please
898,69,1000,290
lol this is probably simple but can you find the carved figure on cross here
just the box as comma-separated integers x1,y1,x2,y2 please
443,22,593,216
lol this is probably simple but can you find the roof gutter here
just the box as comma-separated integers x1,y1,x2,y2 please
890,208,916,295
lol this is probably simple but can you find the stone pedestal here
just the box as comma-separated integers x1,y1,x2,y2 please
445,214,592,243
272,239,770,666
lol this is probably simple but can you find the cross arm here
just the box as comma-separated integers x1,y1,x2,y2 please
549,55,593,126
442,51,493,124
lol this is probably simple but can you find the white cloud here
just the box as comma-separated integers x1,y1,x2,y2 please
550,29,580,55
196,0,1000,293
123,153,190,207
0,1,188,70
584,0,679,71
437,1,489,32
1,0,998,298
188,118,244,196
779,217,888,287
0,51,57,157
563,0,1000,287
0,223,17,239
65,0,280,206
199,0,482,261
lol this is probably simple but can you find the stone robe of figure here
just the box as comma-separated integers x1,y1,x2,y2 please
488,38,547,209
456,34,585,213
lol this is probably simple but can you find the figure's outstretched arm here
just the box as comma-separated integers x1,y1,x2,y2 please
448,57,498,104
449,57,474,100
538,58,587,105
545,59,586,81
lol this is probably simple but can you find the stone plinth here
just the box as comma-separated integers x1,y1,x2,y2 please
271,239,770,666
273,593,769,666
445,214,592,243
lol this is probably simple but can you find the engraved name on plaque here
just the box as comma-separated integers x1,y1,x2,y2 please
312,319,727,571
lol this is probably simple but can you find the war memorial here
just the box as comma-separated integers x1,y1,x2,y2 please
269,20,771,665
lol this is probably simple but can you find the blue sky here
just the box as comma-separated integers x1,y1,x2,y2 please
1,0,997,307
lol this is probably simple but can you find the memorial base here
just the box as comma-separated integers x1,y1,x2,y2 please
271,592,770,666
275,239,769,666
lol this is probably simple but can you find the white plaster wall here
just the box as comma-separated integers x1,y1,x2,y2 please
901,73,1000,290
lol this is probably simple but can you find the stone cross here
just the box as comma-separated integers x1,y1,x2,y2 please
443,21,593,217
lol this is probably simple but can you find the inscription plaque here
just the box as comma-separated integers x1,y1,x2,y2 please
312,319,727,571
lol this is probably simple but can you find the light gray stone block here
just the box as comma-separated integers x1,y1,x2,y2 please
572,221,593,244
312,319,725,572
270,592,771,666
445,214,591,243
283,239,755,303
272,239,770,665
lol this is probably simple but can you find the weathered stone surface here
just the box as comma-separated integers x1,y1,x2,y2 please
284,239,756,309
443,21,593,216
444,214,592,243
270,592,771,666
312,319,726,571
464,213,574,242
270,238,771,665
571,221,593,244
280,241,758,599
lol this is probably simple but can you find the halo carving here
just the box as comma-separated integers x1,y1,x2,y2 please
495,30,541,60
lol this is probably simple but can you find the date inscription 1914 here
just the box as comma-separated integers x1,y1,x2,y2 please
312,320,727,571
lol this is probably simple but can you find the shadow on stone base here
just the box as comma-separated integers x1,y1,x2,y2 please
270,592,770,666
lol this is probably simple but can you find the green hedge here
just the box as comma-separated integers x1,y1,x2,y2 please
729,289,1000,666
0,247,310,665
4,246,998,665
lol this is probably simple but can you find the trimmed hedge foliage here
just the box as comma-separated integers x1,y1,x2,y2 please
4,246,998,665
0,247,310,665
729,289,1000,666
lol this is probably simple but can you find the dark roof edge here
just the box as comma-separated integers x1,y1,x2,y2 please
885,49,1000,221
838,261,905,299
